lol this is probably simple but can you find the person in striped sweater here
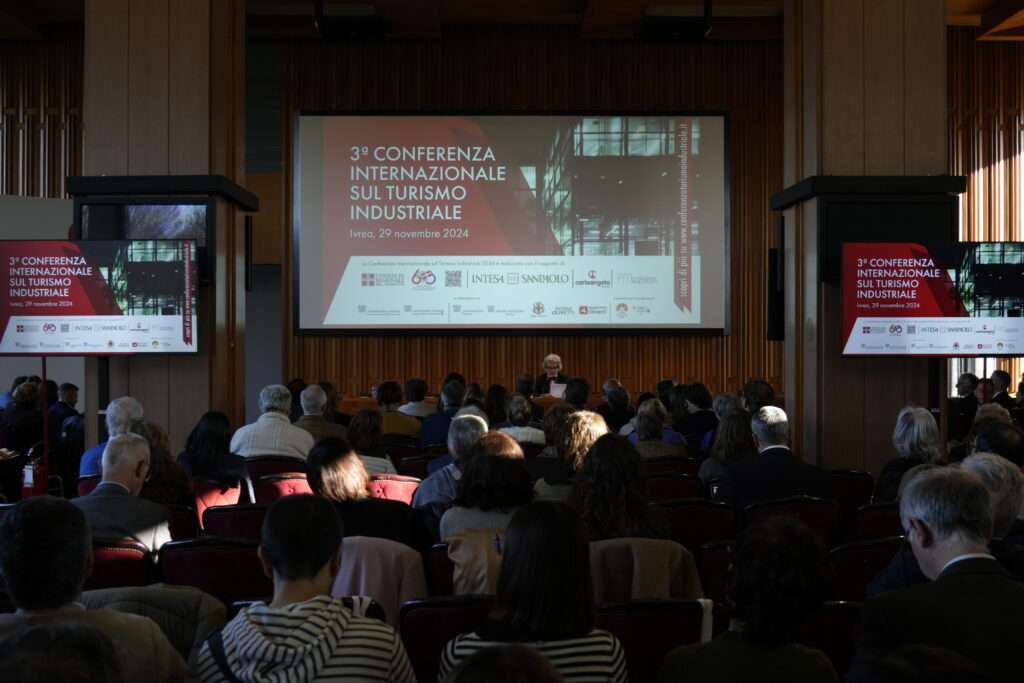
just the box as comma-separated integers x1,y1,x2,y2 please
193,495,414,683
438,502,628,683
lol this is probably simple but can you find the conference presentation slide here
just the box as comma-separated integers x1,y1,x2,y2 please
842,242,1024,356
296,114,727,331
0,240,198,355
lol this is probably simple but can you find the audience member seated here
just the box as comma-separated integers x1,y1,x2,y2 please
727,406,832,511
440,432,534,540
421,380,466,447
447,644,565,683
656,378,676,408
991,369,1016,411
374,381,422,439
678,383,719,455
741,378,776,414
0,380,43,456
657,517,834,683
230,384,313,459
712,393,745,420
0,622,125,683
307,437,417,545
564,377,590,410
347,409,398,474
413,414,487,541
633,402,688,460
294,384,349,444
869,453,1024,596
426,405,491,475
178,411,247,489
949,373,981,424
0,496,187,681
629,398,686,449
463,383,486,409
484,384,510,426
497,394,545,445
948,406,1014,463
72,434,172,552
855,467,1024,683
535,410,608,502
698,413,757,498
48,381,80,443
319,380,351,427
438,502,627,682
533,354,569,397
399,377,434,419
568,433,670,541
80,396,146,477
973,422,1024,467
193,495,415,682
138,421,193,508
874,406,944,503
595,379,635,433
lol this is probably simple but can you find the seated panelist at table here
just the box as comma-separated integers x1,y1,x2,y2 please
533,353,569,397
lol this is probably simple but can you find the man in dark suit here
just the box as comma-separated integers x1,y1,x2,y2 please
47,382,79,443
532,353,568,397
72,433,171,552
991,370,1016,411
420,379,465,448
726,406,832,511
855,467,1024,683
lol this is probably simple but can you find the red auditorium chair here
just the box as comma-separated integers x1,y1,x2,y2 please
645,473,703,502
597,600,707,683
396,455,433,480
368,474,421,505
86,539,154,590
660,499,737,551
695,540,735,607
855,502,902,541
400,595,495,683
254,473,313,505
166,504,200,540
202,505,268,542
159,538,272,606
798,601,863,678
424,543,455,596
245,455,309,482
193,479,243,527
830,536,904,602
379,435,420,464
830,470,875,542
743,496,839,546
645,456,700,477
77,474,101,497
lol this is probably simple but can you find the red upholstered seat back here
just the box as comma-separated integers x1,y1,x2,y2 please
368,474,420,506
86,539,154,590
254,473,312,505
645,456,700,476
743,496,839,546
245,455,308,482
400,595,495,683
159,538,272,605
193,479,242,527
829,536,905,602
645,473,703,502
830,470,875,542
202,505,268,542
695,540,735,606
596,600,705,683
424,543,455,596
166,504,200,540
798,601,864,678
660,500,737,551
855,502,902,541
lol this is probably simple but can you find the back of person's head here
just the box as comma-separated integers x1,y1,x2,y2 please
636,391,655,406
975,377,995,402
751,406,789,448
741,378,775,413
347,409,382,453
307,437,369,502
991,369,1011,392
104,396,144,437
494,502,593,640
258,384,291,415
957,373,980,395
484,384,510,425
376,380,403,408
605,383,630,411
655,379,675,407
900,467,993,545
847,644,991,683
101,433,151,492
561,410,609,470
666,384,689,426
732,516,827,645
405,378,427,403
636,398,669,440
12,381,39,409
446,644,565,683
515,374,534,396
260,495,343,581
0,496,90,610
506,394,534,427
464,383,485,406
43,379,58,403
456,440,533,511
448,414,488,465
9,375,27,394
300,384,328,416
973,423,1024,467
455,404,490,426
441,379,466,409
572,434,648,540
974,403,1012,426
712,393,743,419
711,413,757,465
185,411,231,456
892,406,943,463
684,382,713,411
961,452,1024,538
564,377,590,409
0,623,124,683
542,403,575,448
58,382,79,401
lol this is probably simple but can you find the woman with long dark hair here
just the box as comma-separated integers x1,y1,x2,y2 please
177,411,246,488
438,502,627,682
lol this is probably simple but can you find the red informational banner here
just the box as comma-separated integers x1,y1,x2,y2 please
0,240,198,355
841,242,1024,356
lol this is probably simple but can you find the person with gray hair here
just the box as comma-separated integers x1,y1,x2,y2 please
727,406,832,511
72,433,171,552
229,384,314,459
962,453,1024,541
412,414,488,540
874,406,944,502
293,385,348,445
856,467,1024,683
533,353,568,397
79,396,145,477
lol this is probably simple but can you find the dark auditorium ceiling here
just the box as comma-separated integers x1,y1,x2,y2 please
1,0,1022,41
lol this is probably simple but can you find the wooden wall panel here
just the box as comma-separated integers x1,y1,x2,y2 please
276,31,786,398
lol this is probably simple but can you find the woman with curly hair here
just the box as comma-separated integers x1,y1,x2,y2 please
567,433,669,541
534,410,608,502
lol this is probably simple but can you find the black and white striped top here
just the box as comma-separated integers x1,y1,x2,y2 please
193,595,415,683
437,629,628,682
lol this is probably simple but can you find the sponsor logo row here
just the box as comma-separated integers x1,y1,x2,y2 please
360,270,658,290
